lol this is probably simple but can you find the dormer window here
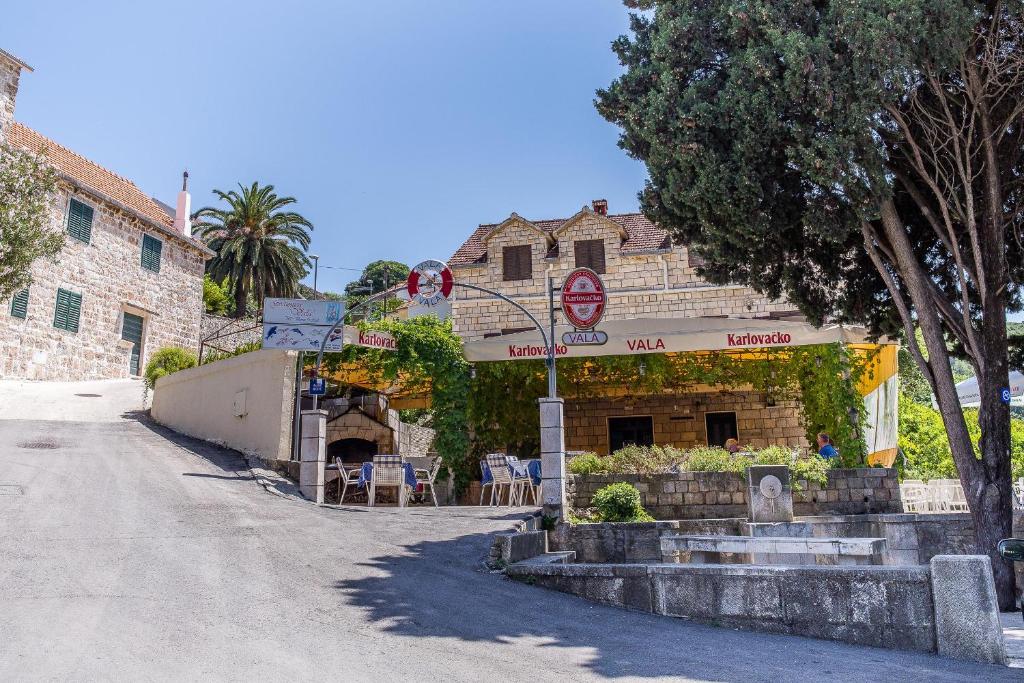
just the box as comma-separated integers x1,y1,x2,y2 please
502,245,533,281
574,239,606,274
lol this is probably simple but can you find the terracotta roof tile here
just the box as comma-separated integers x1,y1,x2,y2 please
8,122,175,229
449,210,672,266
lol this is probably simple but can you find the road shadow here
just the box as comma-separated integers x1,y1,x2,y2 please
123,411,250,477
332,531,1017,681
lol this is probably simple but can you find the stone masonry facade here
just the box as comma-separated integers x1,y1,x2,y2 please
0,51,21,137
564,391,807,455
448,203,812,452
0,51,208,380
0,181,206,380
450,207,796,342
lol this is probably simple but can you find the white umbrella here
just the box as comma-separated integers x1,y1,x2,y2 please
952,370,1024,408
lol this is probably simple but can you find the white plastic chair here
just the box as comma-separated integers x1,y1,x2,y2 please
505,455,533,506
369,455,409,507
485,454,516,506
411,456,443,507
333,456,363,505
900,483,929,513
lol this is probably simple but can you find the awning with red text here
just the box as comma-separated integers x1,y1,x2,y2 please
462,317,875,362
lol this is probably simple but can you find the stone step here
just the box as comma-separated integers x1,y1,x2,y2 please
516,551,576,566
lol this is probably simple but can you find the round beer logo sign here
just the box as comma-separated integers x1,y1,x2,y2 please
407,259,454,308
561,268,606,330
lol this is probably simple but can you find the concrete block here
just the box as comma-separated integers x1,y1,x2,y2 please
929,555,1006,665
495,530,548,564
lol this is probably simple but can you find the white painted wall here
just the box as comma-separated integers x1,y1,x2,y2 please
151,349,297,462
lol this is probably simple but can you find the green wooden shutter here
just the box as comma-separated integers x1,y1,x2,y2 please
53,288,82,333
141,235,162,272
121,312,144,375
67,199,94,243
10,288,29,319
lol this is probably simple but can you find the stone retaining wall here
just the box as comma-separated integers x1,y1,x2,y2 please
550,513,976,566
507,556,1006,663
568,468,902,519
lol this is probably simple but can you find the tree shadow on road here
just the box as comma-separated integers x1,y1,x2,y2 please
331,531,754,681
331,531,1016,681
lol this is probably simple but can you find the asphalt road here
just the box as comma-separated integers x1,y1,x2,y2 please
0,380,1016,681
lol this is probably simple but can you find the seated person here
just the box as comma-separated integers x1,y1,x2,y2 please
724,438,741,454
817,433,839,460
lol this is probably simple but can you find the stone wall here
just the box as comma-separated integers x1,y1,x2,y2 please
200,314,263,358
0,182,206,380
747,513,976,566
568,468,902,519
565,392,807,454
550,513,976,566
398,421,436,457
0,53,20,140
506,560,1005,658
451,211,793,342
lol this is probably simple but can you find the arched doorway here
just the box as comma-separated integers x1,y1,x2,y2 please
327,438,378,466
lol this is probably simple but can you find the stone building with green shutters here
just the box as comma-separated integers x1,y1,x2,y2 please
0,49,212,380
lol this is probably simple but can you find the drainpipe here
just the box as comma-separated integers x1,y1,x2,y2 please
656,254,669,290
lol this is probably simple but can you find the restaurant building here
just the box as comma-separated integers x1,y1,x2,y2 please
450,199,897,461
0,49,212,380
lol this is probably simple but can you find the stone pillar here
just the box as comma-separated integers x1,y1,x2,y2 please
930,555,1007,665
299,409,328,505
539,397,566,520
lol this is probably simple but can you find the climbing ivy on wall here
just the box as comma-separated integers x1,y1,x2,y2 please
317,317,473,493
469,344,871,466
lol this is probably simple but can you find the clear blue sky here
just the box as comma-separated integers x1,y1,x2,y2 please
3,1,646,295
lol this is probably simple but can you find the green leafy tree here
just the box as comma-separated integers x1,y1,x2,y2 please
193,182,312,318
0,144,63,301
202,275,233,317
344,260,409,319
598,0,1023,607
1009,322,1024,372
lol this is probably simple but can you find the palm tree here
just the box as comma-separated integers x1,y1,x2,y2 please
193,182,313,318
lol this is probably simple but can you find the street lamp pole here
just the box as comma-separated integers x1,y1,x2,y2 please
311,255,320,300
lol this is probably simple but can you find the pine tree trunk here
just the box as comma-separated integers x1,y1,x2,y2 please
971,284,1015,610
876,200,1017,608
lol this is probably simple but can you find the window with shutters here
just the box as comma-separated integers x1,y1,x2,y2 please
573,239,606,274
502,245,533,281
141,234,162,272
67,198,94,243
53,288,82,333
10,288,29,319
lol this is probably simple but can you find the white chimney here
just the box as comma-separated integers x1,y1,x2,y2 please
174,170,192,237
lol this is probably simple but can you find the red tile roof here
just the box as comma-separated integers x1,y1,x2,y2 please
8,122,176,230
449,211,672,266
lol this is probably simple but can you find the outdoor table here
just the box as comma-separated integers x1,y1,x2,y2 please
481,460,541,486
358,462,417,490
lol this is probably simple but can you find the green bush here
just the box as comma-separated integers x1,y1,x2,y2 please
605,444,682,474
201,341,262,365
591,482,654,522
684,446,742,473
144,347,198,389
567,452,605,475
